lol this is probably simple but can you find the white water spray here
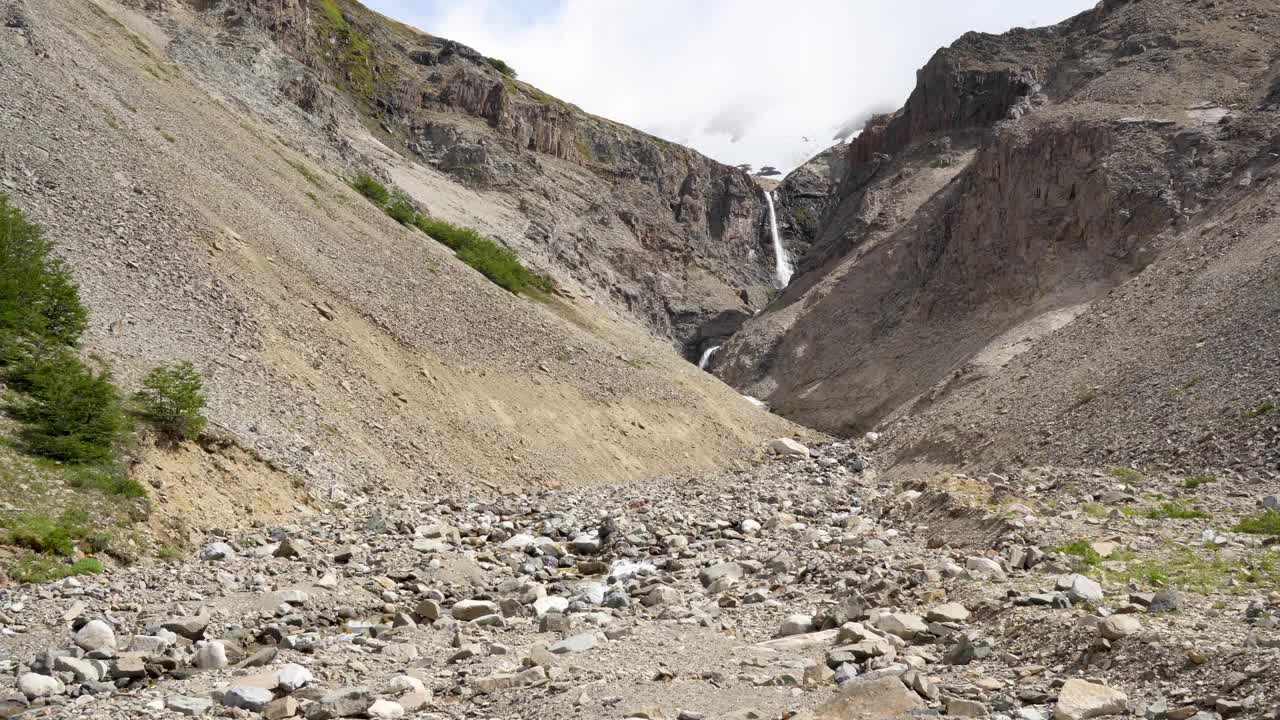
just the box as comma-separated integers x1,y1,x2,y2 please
697,345,722,370
764,190,792,288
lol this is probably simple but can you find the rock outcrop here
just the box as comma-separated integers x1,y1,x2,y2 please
717,0,1280,475
181,0,780,358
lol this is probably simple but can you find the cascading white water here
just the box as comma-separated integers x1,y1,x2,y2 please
697,345,722,370
764,190,792,287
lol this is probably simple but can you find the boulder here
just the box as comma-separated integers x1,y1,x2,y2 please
17,673,64,700
1054,679,1128,720
777,614,815,637
73,619,116,652
223,687,275,712
927,603,971,623
1099,615,1142,640
876,612,928,640
769,438,810,459
450,600,499,621
815,675,922,719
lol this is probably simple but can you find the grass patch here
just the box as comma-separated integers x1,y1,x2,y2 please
1183,473,1216,490
1244,401,1275,419
1143,502,1211,520
1232,510,1280,536
316,0,378,98
9,554,103,583
1183,376,1202,389
1053,539,1103,568
156,545,182,561
1110,547,1280,594
1108,467,1142,483
1,507,104,556
1070,385,1097,408
1080,502,1109,518
61,463,146,498
287,159,323,188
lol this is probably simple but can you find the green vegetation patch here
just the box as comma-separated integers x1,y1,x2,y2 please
1183,473,1216,490
1108,547,1280,594
9,554,103,584
1108,467,1142,483
1053,539,1103,568
1244,401,1275,419
1143,502,1211,520
1233,510,1280,536
485,56,517,78
350,173,390,205
1,507,107,556
347,178,555,296
316,0,378,98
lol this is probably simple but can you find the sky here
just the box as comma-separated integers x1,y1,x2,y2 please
364,0,1096,174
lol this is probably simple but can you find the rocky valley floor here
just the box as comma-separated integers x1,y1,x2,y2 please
2,441,1277,720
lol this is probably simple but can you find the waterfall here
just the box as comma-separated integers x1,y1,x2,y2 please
764,190,792,288
697,345,722,370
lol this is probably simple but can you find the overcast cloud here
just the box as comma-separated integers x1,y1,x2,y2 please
364,0,1095,173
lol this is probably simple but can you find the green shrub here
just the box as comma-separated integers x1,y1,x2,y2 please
410,214,555,295
0,194,88,358
485,56,517,78
134,361,207,441
12,351,124,463
9,554,103,583
350,173,389,205
1233,510,1280,536
385,197,416,226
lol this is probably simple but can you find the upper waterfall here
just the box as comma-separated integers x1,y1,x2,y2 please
764,190,792,288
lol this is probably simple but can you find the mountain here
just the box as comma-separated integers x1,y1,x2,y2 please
0,0,809,504
170,0,783,358
717,0,1280,477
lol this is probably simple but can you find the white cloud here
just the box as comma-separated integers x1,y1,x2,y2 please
365,0,1096,173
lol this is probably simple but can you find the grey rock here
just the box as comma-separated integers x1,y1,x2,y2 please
549,632,598,654
73,619,116,652
223,686,275,712
275,663,314,692
53,656,100,682
450,600,499,621
306,687,373,719
17,673,64,700
167,696,215,716
200,542,237,562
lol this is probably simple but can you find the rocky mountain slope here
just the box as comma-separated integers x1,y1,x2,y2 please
717,0,1280,477
152,0,786,359
0,0,808,511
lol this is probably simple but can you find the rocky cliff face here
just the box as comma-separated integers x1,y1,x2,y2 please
718,0,1280,474
169,0,779,360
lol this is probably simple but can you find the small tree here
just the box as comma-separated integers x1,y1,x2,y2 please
15,351,125,463
755,166,781,177
0,194,88,359
134,361,207,441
